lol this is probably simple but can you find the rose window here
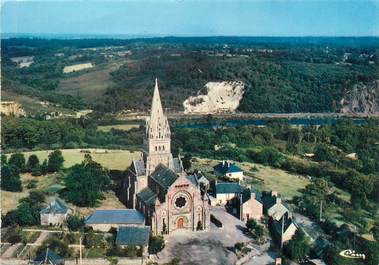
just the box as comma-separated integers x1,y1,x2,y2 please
175,196,187,208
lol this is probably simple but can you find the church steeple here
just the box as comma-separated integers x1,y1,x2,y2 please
145,78,171,151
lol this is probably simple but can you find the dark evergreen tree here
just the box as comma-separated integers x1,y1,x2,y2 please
47,150,64,172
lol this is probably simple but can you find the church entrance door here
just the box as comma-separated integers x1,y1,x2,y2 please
176,217,184,229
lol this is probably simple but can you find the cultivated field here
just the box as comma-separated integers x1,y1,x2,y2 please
63,62,93,73
58,61,123,101
16,148,141,170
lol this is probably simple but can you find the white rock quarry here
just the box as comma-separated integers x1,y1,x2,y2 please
183,81,245,114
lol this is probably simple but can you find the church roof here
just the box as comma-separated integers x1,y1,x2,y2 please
40,198,69,215
137,187,158,207
173,157,183,173
116,226,150,246
131,159,146,176
85,209,144,225
150,164,178,190
186,175,198,186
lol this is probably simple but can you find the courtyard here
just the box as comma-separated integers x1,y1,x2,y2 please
156,207,257,265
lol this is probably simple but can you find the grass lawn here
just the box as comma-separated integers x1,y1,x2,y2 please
97,123,140,132
15,148,141,170
85,247,107,258
23,231,41,243
192,157,310,200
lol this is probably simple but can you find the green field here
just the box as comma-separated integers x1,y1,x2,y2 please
16,148,141,170
192,157,310,199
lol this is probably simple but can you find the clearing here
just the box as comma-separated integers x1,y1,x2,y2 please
97,123,141,132
63,63,93,74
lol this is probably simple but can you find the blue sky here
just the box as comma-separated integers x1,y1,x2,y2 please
1,0,379,37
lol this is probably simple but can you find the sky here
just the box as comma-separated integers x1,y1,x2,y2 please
1,0,379,37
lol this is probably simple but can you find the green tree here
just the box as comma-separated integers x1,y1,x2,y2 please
26,154,40,172
246,219,264,238
8,153,26,172
64,155,110,206
371,219,379,242
1,164,22,192
37,238,72,258
47,150,64,172
67,214,85,231
284,229,309,262
182,154,192,171
149,236,165,254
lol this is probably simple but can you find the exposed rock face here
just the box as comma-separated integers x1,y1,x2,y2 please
183,81,245,114
0,101,26,117
340,80,379,114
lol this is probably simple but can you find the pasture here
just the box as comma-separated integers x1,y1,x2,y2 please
16,148,141,170
97,123,141,132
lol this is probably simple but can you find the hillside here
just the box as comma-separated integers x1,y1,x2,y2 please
1,37,378,114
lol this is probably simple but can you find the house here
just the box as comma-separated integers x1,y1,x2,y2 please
214,161,244,180
85,209,145,232
214,181,242,205
40,198,72,226
262,191,289,221
272,213,298,244
32,248,64,265
116,226,150,257
239,188,263,221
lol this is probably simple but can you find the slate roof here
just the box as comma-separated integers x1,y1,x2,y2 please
137,187,158,207
85,209,144,225
150,164,178,189
197,174,210,186
32,248,64,265
173,158,183,173
272,213,297,236
241,188,263,204
215,182,242,194
132,159,146,176
214,161,243,175
40,198,69,215
187,175,198,186
116,226,150,246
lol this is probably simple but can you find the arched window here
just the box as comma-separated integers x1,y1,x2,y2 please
155,146,158,151
163,145,165,151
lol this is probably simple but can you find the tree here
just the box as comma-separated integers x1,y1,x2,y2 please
47,150,64,172
372,219,379,242
26,154,40,172
67,214,85,231
64,155,110,206
37,238,72,258
284,229,309,262
246,219,264,238
149,236,165,254
8,153,26,172
41,159,48,175
182,153,192,171
1,164,22,192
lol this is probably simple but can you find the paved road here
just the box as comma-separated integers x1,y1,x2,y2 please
1,243,23,259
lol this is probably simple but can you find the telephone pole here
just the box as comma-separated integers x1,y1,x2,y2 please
319,200,323,222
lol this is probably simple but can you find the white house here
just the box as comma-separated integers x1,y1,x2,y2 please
40,198,72,226
214,161,244,180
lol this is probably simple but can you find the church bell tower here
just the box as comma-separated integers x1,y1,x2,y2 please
144,78,174,175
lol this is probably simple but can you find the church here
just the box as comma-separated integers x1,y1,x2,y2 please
122,79,210,235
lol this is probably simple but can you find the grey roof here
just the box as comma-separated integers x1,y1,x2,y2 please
33,248,64,265
198,175,210,185
40,198,69,215
116,226,150,246
215,182,242,194
242,188,263,204
85,209,144,225
150,164,178,189
173,157,183,173
132,159,145,176
137,187,158,207
187,175,198,186
214,161,243,175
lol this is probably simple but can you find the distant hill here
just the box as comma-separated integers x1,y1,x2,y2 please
1,37,378,114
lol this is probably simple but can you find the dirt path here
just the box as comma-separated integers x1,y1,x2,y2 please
33,231,49,246
1,243,22,258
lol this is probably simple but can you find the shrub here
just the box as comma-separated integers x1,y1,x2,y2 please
26,154,40,172
67,214,85,231
149,236,165,254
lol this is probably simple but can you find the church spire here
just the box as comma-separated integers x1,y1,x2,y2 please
146,78,171,142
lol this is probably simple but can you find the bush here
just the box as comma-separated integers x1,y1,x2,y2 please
149,236,165,254
26,180,38,189
67,214,85,231
26,154,40,172
31,165,43,176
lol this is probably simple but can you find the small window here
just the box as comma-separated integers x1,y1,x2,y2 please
163,145,165,151
155,146,158,151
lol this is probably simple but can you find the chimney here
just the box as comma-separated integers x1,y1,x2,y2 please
227,162,230,167
276,197,282,204
271,190,278,197
222,160,225,166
